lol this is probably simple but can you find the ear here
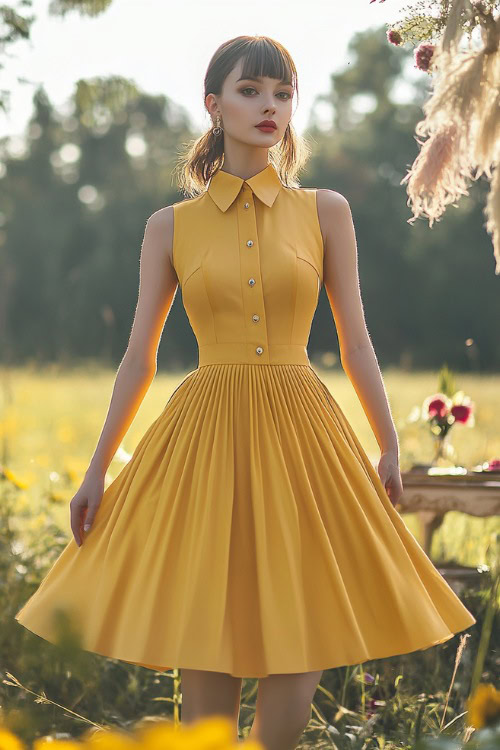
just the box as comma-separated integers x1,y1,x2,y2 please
205,93,218,118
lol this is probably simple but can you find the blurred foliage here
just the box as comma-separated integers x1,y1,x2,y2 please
0,26,499,371
1,1,118,116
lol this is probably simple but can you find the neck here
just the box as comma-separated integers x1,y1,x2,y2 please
220,142,270,180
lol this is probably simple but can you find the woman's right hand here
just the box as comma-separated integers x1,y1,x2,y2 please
70,472,105,547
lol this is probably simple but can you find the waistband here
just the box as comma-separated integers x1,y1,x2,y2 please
198,343,310,366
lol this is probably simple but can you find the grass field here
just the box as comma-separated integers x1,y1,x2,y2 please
2,364,499,566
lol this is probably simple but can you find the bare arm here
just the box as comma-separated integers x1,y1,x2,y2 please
85,206,178,478
317,189,400,461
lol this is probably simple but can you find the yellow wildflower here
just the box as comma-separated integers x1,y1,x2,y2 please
33,741,80,750
0,727,26,750
85,728,138,748
467,683,500,729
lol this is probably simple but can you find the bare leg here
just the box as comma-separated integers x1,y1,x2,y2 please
180,668,243,742
249,670,323,750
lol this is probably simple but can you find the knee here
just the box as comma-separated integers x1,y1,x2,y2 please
180,669,242,731
277,697,313,737
252,671,322,746
297,701,313,732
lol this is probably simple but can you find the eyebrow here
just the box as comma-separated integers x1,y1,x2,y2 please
236,75,293,86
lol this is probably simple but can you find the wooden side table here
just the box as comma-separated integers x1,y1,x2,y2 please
398,470,500,559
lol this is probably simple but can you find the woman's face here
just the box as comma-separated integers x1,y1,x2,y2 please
206,57,295,147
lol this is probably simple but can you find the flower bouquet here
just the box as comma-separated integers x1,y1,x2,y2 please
422,390,475,467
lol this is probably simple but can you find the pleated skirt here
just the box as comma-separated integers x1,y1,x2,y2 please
15,364,476,677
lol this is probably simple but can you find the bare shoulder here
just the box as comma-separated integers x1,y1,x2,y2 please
316,187,349,207
315,189,352,247
147,205,175,269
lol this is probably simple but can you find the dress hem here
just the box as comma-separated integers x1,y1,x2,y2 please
15,615,476,680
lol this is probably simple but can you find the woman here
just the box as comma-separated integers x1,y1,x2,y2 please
15,35,476,750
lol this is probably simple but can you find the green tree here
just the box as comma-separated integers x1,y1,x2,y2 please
303,27,499,370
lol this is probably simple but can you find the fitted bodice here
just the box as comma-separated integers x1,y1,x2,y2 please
172,163,324,366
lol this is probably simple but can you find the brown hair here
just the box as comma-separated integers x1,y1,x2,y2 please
173,35,312,198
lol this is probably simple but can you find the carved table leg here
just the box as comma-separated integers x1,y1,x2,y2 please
416,510,447,558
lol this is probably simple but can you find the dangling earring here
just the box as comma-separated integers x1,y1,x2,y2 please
212,113,223,136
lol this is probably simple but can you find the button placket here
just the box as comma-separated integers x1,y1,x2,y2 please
238,186,267,362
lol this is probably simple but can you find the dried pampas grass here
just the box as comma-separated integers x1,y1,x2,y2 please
401,0,500,274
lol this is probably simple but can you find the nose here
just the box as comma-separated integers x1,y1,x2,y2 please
262,97,276,115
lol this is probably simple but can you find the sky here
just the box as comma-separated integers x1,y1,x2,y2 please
1,0,419,140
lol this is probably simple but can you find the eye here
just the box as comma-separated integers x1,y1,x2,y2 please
240,87,292,100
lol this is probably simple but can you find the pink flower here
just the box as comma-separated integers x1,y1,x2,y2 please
428,396,448,419
387,29,403,45
451,404,472,424
487,459,500,471
415,43,435,72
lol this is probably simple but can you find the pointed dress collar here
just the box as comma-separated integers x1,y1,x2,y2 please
207,162,283,212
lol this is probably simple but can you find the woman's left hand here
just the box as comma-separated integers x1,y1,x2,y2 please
377,452,404,508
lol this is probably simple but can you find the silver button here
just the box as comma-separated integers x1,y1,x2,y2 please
252,314,260,322
256,346,263,355
246,240,254,247
244,202,250,209
248,278,255,286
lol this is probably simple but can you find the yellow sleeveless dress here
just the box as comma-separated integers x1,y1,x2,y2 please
15,163,476,678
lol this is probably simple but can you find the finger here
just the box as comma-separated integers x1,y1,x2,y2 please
83,511,94,533
80,511,91,542
385,483,397,507
76,504,88,546
83,506,99,534
71,513,82,547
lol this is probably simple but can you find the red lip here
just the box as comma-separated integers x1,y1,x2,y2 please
255,120,277,129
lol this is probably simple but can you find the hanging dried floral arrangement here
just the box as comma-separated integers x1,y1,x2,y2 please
378,0,500,274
